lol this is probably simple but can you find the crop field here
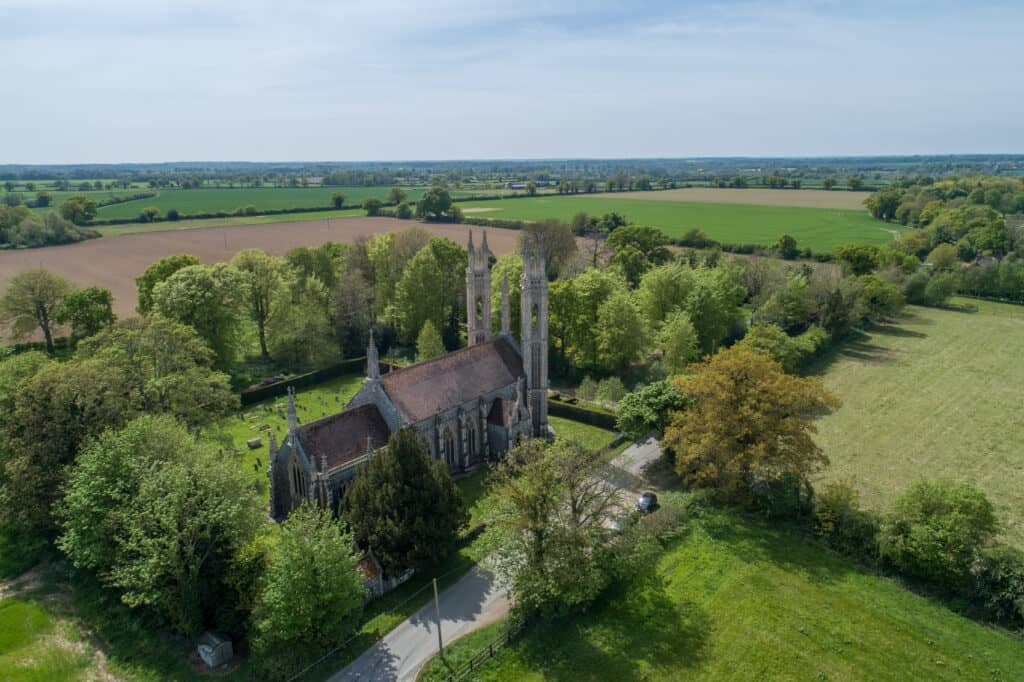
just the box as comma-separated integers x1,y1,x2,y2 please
0,217,523,320
812,299,1024,547
426,507,1023,681
92,186,445,220
457,196,903,251
600,187,873,210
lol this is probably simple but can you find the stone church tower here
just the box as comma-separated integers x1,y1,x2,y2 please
520,237,549,437
466,230,492,347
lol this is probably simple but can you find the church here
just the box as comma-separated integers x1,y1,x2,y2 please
269,230,549,521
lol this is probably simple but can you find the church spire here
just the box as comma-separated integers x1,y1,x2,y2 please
501,273,510,336
287,386,297,432
367,329,380,380
480,230,489,265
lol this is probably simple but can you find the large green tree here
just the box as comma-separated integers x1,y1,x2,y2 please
152,263,249,368
344,429,466,574
251,504,365,680
596,290,647,371
231,249,287,359
615,379,688,440
0,269,73,353
58,195,98,225
135,253,200,314
55,286,115,344
415,187,453,220
479,439,633,617
390,238,467,345
520,220,577,279
266,276,338,371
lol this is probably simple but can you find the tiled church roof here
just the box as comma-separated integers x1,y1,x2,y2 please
381,336,524,423
297,403,391,473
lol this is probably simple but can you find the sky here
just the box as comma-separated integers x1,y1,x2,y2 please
1,0,1021,163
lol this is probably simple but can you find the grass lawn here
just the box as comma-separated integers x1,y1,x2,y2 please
440,508,1023,681
457,196,904,251
0,597,94,681
811,299,1024,547
200,373,366,502
548,416,617,451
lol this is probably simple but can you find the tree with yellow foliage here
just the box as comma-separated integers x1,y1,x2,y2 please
663,346,839,502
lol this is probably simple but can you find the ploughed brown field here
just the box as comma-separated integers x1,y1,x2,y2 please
0,217,522,321
598,187,872,210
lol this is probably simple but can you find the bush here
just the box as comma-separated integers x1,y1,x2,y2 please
748,472,814,522
166,208,180,221
595,376,625,403
576,375,598,401
970,545,1024,625
814,480,881,561
879,480,998,590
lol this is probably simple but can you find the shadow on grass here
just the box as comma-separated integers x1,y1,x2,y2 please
510,572,710,681
696,511,855,586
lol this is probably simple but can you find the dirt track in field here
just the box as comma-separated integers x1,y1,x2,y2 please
598,187,872,210
0,217,521,319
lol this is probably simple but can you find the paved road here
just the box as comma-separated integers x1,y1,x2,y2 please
332,566,509,681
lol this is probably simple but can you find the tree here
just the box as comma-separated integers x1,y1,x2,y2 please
55,286,115,344
775,234,799,260
344,429,466,574
333,268,374,357
637,263,696,328
231,249,286,358
926,243,959,271
135,253,201,314
663,346,839,502
386,187,407,205
251,505,365,680
330,191,346,209
391,238,467,345
924,271,957,306
395,202,413,219
548,268,627,371
34,191,52,207
607,225,672,266
879,480,997,589
59,195,98,224
0,269,73,353
738,322,827,373
685,266,747,353
596,290,647,371
865,187,903,221
415,187,453,220
416,320,445,361
657,311,700,374
823,176,837,190
479,439,628,616
152,263,249,368
525,181,537,196
616,379,688,440
108,441,262,635
520,219,577,279
847,176,865,191
266,276,338,371
138,206,160,223
363,197,383,216
490,254,523,337
834,243,879,276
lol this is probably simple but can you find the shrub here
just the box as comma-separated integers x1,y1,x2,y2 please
576,375,598,401
166,208,180,221
970,545,1024,625
748,472,814,522
595,376,626,403
879,480,998,590
814,480,881,561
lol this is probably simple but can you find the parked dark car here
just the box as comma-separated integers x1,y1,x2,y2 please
635,492,658,514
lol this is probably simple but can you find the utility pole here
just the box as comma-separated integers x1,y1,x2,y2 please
433,578,443,658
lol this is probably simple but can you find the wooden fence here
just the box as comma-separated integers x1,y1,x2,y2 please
444,619,527,682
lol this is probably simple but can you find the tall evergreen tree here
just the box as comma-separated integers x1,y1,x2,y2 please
344,429,466,574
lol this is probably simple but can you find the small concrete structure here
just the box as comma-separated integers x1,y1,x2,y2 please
197,632,232,668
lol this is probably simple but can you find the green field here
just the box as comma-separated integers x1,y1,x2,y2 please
459,196,903,251
201,374,366,501
812,299,1024,547
548,415,618,451
90,186,497,221
431,508,1023,681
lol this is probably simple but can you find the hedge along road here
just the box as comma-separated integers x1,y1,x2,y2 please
0,217,523,321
